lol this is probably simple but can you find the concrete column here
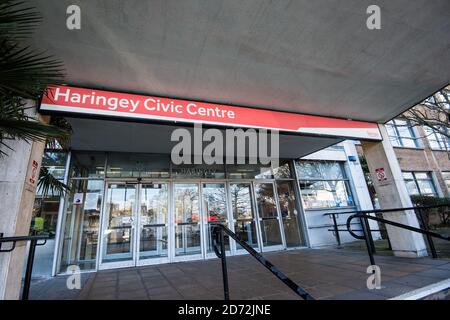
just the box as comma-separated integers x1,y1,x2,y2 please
360,124,428,258
0,103,48,299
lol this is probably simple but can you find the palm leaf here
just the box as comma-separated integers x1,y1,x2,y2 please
0,0,42,39
0,39,65,99
37,166,70,197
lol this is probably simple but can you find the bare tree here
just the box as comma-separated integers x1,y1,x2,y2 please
403,86,450,139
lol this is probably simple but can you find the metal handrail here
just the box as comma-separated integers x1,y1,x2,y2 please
0,233,49,300
345,204,450,265
211,224,315,300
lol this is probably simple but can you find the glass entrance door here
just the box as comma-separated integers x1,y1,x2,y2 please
229,183,259,252
138,183,169,265
254,182,284,251
202,183,229,255
173,183,202,260
100,183,137,269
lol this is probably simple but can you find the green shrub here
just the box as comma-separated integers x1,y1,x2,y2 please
410,195,450,226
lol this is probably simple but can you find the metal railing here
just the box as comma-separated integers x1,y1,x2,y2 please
211,224,314,300
323,211,389,249
0,233,49,300
344,204,450,265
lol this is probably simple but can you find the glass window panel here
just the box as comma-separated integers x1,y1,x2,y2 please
299,180,353,209
254,183,278,218
414,172,429,180
59,179,103,272
401,137,417,148
174,184,200,223
226,163,273,179
172,163,225,179
139,184,169,259
102,184,136,263
106,153,169,178
272,160,292,179
402,172,414,179
442,172,450,180
42,152,68,179
175,224,201,256
71,152,106,178
405,180,420,195
277,181,303,247
417,179,436,195
296,161,344,180
230,184,255,220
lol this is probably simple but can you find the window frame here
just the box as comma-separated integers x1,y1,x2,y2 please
403,171,437,197
386,119,421,148
295,160,355,210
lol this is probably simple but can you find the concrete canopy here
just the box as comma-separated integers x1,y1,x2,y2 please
30,0,450,124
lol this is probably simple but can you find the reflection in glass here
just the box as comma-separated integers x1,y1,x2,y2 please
277,181,303,247
202,183,229,252
174,184,201,256
106,153,170,178
102,184,136,263
255,183,282,247
139,184,168,258
70,152,106,178
59,179,102,272
230,183,258,249
299,180,353,209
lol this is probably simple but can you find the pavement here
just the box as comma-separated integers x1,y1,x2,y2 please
28,248,450,300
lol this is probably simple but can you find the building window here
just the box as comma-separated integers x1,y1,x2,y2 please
423,126,450,151
386,119,421,148
32,151,68,237
403,171,437,196
295,160,354,209
441,172,450,194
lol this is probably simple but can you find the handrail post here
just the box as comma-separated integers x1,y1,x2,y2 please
416,208,438,259
363,217,376,254
360,216,376,266
331,213,341,247
22,238,37,300
0,233,3,251
218,227,230,300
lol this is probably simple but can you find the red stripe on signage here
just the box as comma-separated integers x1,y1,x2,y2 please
40,85,381,139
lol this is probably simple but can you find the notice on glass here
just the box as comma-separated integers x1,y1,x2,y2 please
84,193,99,210
73,193,84,205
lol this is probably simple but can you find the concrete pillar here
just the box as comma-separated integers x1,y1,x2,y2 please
0,103,48,299
360,124,428,258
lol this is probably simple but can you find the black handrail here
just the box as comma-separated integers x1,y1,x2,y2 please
0,233,49,300
211,224,315,300
345,204,450,265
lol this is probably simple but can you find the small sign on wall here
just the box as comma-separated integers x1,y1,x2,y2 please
28,160,39,185
375,167,387,182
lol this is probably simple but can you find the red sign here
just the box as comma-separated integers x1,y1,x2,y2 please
375,168,387,182
29,160,39,185
40,85,382,140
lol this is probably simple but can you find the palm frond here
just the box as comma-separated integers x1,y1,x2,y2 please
37,166,70,197
0,97,69,155
0,39,65,99
0,0,42,39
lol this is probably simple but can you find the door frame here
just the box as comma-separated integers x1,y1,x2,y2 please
136,180,171,266
98,180,139,270
227,180,262,255
171,181,205,263
252,180,286,252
